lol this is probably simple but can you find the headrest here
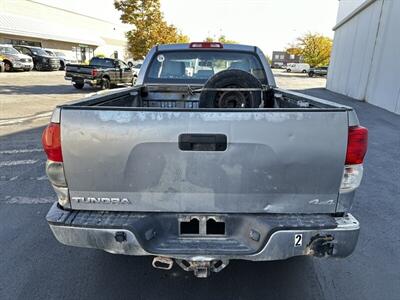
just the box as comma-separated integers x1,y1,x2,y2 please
196,69,215,79
161,61,186,77
230,60,250,72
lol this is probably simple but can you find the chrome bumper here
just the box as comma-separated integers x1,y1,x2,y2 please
66,77,98,86
47,203,359,261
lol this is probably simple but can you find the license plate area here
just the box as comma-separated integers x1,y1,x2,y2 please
179,216,226,236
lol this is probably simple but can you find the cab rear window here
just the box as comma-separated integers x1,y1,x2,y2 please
145,51,267,84
90,58,115,68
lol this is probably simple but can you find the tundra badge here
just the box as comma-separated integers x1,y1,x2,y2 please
72,197,131,204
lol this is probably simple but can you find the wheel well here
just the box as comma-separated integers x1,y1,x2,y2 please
102,75,110,81
3,59,12,66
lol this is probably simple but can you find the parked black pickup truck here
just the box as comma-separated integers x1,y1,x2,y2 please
65,57,135,89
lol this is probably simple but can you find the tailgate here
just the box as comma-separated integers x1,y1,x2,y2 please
65,65,93,78
61,109,348,213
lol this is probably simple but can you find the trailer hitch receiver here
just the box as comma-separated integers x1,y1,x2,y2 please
175,259,229,278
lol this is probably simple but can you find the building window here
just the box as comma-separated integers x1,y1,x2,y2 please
274,54,280,59
72,46,94,63
1,38,41,47
290,54,295,59
280,54,284,59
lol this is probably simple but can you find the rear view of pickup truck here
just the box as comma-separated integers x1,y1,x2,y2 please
65,57,135,90
44,43,368,278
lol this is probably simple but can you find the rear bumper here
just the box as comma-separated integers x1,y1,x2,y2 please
66,76,99,86
46,203,359,261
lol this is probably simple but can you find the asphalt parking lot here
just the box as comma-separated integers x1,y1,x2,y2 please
0,71,399,299
0,71,102,136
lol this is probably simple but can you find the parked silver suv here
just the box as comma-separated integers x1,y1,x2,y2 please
0,44,33,71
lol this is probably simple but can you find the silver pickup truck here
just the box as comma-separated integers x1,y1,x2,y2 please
43,43,368,278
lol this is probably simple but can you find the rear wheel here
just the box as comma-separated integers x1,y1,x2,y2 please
101,77,111,90
4,61,12,72
35,63,42,71
302,70,307,73
286,68,291,73
59,61,65,71
308,72,314,77
132,76,137,86
128,62,133,68
73,82,84,89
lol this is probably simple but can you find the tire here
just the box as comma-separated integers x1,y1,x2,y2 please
73,82,84,89
302,70,307,73
59,61,65,71
128,62,133,68
101,77,111,90
4,61,12,72
286,69,291,73
199,69,262,108
308,72,314,77
35,63,42,71
132,76,137,86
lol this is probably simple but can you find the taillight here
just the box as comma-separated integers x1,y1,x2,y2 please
346,126,368,164
42,123,63,162
91,69,98,77
189,42,223,49
341,126,368,193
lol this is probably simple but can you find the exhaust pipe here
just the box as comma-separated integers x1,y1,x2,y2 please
152,256,174,270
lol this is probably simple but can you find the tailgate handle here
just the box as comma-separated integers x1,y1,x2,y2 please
179,134,227,151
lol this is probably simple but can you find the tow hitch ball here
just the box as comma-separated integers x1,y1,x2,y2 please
152,257,229,278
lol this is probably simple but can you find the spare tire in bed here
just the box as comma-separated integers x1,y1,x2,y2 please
199,69,263,108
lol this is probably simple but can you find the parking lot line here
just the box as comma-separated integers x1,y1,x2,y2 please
0,159,38,167
0,148,42,154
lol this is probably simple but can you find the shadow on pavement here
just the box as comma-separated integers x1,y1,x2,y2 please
0,84,99,95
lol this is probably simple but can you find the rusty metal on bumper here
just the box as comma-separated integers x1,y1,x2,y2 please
46,203,359,261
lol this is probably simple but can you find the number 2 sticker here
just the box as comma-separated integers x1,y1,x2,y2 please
294,234,302,247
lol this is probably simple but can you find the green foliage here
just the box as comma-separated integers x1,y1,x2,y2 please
204,34,237,44
114,0,189,60
287,33,333,67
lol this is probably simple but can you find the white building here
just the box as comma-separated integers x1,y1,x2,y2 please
0,0,131,62
327,0,400,114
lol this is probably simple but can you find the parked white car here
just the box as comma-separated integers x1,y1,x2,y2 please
286,63,310,73
44,49,78,70
126,59,143,75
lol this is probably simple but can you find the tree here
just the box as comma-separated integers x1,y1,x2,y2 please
287,33,333,67
114,0,189,59
204,34,237,44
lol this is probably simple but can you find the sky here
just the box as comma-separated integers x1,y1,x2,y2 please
35,0,339,56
